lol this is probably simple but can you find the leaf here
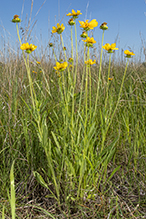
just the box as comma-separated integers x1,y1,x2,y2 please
107,165,121,183
51,131,61,152
33,171,49,189
10,161,15,219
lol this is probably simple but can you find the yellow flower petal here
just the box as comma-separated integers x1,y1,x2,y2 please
79,19,98,30
102,43,118,52
20,42,37,53
53,62,68,71
89,19,98,29
52,23,65,34
67,9,82,17
85,59,96,65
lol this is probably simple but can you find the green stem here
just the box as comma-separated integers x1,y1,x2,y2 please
108,59,129,128
60,34,71,85
101,59,129,151
85,47,89,126
71,26,75,137
52,48,57,62
16,23,22,45
70,26,74,83
105,53,112,109
26,54,35,110
16,23,36,111
94,30,105,113
32,55,52,97
60,35,68,105
77,42,86,124
74,20,78,86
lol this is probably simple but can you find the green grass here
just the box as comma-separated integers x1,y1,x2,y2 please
0,9,146,219
0,57,146,218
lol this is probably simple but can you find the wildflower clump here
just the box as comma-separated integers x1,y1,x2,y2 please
82,37,96,47
20,43,37,54
124,50,135,58
66,9,82,19
79,19,98,31
12,15,21,23
100,22,108,30
52,23,65,34
102,43,118,53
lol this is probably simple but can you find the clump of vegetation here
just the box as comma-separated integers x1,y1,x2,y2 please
0,5,146,219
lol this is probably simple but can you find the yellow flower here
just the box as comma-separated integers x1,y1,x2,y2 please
102,43,118,53
66,9,82,18
52,23,65,34
124,50,135,58
85,59,96,65
37,61,40,64
82,37,96,47
20,43,37,53
108,77,113,81
12,15,21,23
53,62,68,71
79,19,98,31
100,22,108,30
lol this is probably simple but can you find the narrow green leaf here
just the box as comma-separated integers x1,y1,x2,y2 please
33,171,49,189
10,161,15,219
2,206,5,219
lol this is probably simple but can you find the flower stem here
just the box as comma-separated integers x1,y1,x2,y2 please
16,23,22,45
71,26,74,74
105,53,112,109
108,59,129,127
86,47,90,119
74,20,78,85
78,42,86,116
94,30,105,113
26,54,35,110
60,34,69,112
71,26,75,134
16,23,36,111
101,59,129,151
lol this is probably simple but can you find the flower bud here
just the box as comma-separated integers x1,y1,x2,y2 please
49,43,53,47
86,43,94,48
100,22,108,30
25,50,32,54
80,31,88,38
68,58,73,63
12,15,21,23
68,18,75,26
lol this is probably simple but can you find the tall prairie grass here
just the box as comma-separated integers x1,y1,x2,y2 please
0,4,146,219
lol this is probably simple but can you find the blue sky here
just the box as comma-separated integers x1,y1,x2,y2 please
0,0,146,62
